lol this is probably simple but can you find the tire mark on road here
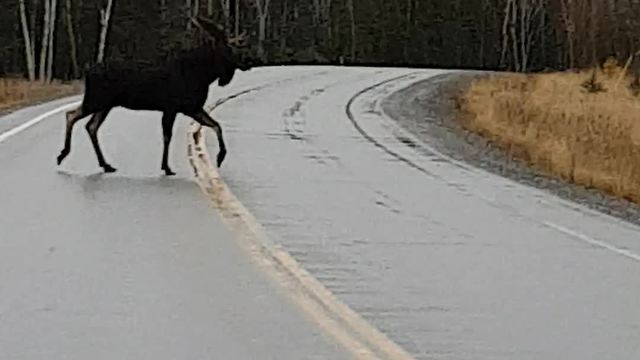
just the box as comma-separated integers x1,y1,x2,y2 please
189,70,418,360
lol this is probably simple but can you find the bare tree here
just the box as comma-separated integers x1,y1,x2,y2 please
186,0,192,29
312,0,332,43
254,0,270,61
19,0,36,80
10,0,640,81
347,0,356,61
193,0,200,20
404,0,415,62
521,0,544,71
559,0,576,68
500,0,545,72
186,0,200,29
46,0,58,82
39,0,51,80
500,0,510,68
159,0,166,20
220,0,231,31
510,0,518,70
30,0,39,63
589,0,598,65
234,0,240,38
96,0,114,64
278,0,289,55
65,0,79,78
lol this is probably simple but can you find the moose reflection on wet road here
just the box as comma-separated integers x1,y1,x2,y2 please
1,66,639,360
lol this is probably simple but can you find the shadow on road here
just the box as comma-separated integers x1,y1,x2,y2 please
55,169,199,200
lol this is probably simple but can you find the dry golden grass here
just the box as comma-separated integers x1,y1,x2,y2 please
0,77,82,113
460,65,640,204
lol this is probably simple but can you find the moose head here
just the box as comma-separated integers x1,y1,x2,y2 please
190,16,255,85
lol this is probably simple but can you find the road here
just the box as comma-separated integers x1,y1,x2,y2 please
1,66,640,360
204,66,640,360
0,89,352,359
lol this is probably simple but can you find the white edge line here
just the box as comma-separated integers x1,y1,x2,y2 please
373,72,640,234
0,101,81,144
365,72,640,264
543,222,640,263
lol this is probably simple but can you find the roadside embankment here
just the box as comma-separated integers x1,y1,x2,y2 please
0,77,82,114
381,68,640,225
460,68,640,203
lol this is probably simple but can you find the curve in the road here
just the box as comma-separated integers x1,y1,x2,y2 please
344,72,475,182
344,68,640,262
346,73,435,176
9,66,639,360
363,72,640,265
194,66,640,360
188,76,417,360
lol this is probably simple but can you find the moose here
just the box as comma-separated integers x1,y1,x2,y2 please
56,16,254,176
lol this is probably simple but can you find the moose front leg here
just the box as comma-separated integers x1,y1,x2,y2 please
188,109,227,167
161,111,177,176
57,105,90,165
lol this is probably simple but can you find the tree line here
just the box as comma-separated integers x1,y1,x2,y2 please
2,0,640,81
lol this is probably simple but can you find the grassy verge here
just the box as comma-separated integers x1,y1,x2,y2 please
0,78,82,114
459,65,640,204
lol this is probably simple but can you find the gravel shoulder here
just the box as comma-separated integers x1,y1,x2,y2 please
380,70,640,226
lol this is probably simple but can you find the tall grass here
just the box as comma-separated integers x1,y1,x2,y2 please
0,78,82,112
460,64,640,203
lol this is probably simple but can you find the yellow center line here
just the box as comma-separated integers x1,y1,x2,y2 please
186,118,415,360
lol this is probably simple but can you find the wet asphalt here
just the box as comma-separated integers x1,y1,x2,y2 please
0,86,351,360
207,66,640,360
2,66,640,360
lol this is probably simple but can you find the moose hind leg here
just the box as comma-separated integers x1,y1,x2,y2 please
161,111,177,176
57,105,90,165
190,109,227,167
85,109,116,173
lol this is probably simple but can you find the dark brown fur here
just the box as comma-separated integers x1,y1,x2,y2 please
57,19,252,175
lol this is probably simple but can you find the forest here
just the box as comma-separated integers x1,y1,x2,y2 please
2,0,640,81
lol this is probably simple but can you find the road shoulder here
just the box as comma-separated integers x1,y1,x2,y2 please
381,70,640,226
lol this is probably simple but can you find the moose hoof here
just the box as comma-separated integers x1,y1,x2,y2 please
216,152,226,168
102,164,117,173
163,168,176,176
56,151,68,165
